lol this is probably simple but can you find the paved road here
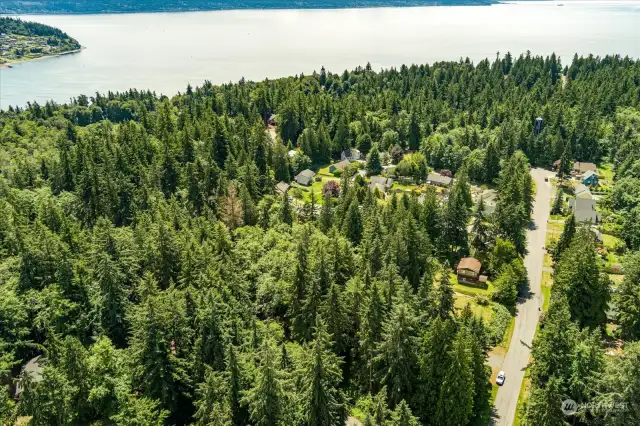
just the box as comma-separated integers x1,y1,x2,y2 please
491,168,555,426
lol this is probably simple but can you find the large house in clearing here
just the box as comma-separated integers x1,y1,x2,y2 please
295,169,316,186
457,257,488,288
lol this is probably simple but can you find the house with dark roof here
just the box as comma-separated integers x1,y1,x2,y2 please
457,257,488,288
427,172,453,187
329,159,351,173
294,169,316,186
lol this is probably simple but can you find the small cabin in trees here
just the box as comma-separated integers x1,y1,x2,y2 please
268,114,276,126
457,257,488,288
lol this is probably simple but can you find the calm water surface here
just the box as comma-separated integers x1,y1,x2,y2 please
1,1,639,108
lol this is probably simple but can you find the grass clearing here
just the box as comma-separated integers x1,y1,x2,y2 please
547,221,564,232
454,294,493,323
541,271,552,312
602,233,623,251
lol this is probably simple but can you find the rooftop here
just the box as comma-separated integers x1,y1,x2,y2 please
458,257,481,273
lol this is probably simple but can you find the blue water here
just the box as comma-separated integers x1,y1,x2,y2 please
2,1,640,108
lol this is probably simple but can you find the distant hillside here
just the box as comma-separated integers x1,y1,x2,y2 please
0,17,80,66
0,17,76,39
1,0,495,14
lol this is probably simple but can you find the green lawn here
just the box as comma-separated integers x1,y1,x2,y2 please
545,231,560,247
541,271,552,312
454,295,493,323
602,233,623,251
547,221,564,232
598,163,615,181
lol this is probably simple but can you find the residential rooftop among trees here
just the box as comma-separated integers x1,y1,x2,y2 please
0,52,639,425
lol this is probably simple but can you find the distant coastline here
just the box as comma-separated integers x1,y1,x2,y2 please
1,0,497,15
0,47,83,68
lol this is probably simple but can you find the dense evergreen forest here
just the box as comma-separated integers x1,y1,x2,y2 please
0,52,639,425
0,0,493,14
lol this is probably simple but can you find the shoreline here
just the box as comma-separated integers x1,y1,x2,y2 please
0,47,83,68
0,1,500,16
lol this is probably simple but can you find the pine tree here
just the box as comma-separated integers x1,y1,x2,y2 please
391,400,420,426
243,339,285,426
279,191,293,226
553,227,610,328
553,213,575,263
470,196,491,260
291,232,310,340
342,197,363,245
301,318,345,426
434,267,454,319
616,251,640,340
366,144,383,176
435,327,475,426
194,368,232,426
374,303,418,409
227,345,247,426
523,377,568,426
550,188,563,215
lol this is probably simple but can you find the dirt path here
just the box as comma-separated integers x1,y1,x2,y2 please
491,168,555,426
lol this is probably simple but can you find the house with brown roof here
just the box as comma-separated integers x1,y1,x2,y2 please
573,162,597,175
457,257,488,288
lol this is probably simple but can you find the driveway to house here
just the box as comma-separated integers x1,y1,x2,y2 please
491,168,555,426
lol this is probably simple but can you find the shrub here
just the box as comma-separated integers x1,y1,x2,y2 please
322,180,341,198
488,303,512,345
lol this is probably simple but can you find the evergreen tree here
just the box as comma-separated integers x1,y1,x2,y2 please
374,303,418,409
366,144,383,176
301,318,345,426
616,251,640,340
553,213,575,263
553,227,610,328
243,339,285,426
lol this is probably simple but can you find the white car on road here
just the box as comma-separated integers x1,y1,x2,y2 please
496,371,506,386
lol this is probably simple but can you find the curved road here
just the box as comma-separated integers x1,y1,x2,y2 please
491,168,555,426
